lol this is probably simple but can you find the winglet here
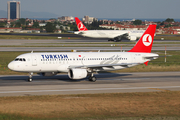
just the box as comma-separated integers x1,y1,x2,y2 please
128,25,156,53
75,17,88,31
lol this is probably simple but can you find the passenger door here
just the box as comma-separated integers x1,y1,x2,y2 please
32,55,37,66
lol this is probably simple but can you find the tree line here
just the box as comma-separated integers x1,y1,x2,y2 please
0,18,177,33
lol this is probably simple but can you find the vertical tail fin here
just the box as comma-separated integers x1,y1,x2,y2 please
75,17,88,31
128,24,156,53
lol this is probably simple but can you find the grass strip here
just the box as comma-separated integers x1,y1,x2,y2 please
0,91,180,119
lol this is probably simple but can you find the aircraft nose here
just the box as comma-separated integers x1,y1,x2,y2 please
8,62,14,70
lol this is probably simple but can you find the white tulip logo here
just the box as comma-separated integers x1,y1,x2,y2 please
142,34,152,46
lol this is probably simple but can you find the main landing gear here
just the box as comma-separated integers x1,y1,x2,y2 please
88,72,96,82
28,72,33,82
27,72,97,82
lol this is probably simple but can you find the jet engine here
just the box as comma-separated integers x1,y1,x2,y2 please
38,72,57,76
128,36,137,41
68,69,88,79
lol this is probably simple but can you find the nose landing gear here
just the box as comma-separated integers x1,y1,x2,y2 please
28,72,33,82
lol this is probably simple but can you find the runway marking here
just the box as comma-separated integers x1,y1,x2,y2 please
0,86,180,94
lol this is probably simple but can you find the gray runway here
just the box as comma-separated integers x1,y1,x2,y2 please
0,39,179,45
0,39,179,51
0,72,180,97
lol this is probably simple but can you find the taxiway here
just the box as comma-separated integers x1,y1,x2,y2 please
0,72,180,96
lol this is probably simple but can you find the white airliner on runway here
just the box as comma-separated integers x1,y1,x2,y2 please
74,17,145,42
8,25,158,82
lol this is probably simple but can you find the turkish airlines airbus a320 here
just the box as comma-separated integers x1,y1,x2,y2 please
74,17,145,42
8,25,158,82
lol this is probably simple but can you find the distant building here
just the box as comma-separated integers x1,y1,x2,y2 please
7,1,20,20
82,16,97,24
58,16,74,22
0,18,7,22
39,23,47,27
0,28,22,33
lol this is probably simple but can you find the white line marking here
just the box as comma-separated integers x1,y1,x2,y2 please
0,86,180,94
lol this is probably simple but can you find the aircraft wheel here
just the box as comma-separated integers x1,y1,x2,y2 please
89,76,96,82
108,39,113,42
28,78,33,82
91,77,96,82
28,72,33,82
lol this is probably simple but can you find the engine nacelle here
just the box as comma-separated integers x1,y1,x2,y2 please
68,69,88,79
128,36,137,41
38,72,57,76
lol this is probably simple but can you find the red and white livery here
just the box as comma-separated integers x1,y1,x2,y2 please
8,25,158,82
74,17,145,42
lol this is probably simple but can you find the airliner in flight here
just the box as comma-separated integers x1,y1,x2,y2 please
74,17,145,42
8,25,158,82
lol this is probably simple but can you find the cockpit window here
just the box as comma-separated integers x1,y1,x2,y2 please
15,58,26,61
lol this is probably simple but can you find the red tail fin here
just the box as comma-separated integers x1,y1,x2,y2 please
75,17,88,31
128,25,156,53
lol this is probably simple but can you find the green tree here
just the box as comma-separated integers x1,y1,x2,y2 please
133,20,142,25
91,19,99,28
160,21,165,26
68,24,78,31
18,18,26,25
164,24,172,28
26,21,30,26
156,25,160,29
15,22,21,27
0,22,6,28
87,19,104,30
32,22,39,28
60,25,64,32
10,22,15,27
165,18,175,22
45,22,56,33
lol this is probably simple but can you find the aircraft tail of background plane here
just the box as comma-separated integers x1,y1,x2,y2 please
75,17,88,31
128,24,156,53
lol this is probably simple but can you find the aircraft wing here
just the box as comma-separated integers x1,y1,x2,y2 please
113,33,129,40
68,63,137,69
67,31,75,33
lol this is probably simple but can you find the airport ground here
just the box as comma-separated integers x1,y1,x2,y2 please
0,91,180,120
0,72,180,96
1,33,180,41
0,36,180,120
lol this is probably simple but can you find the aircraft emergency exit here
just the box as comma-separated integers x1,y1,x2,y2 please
8,25,158,82
74,17,145,42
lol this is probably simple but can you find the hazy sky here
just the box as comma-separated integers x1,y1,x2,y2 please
1,0,180,18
